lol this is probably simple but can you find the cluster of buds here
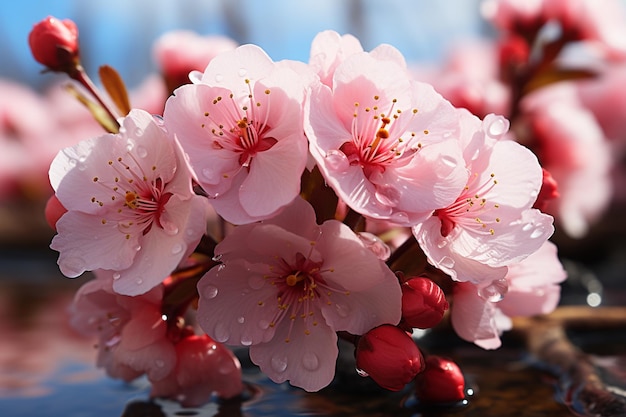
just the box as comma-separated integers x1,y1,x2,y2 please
354,275,465,403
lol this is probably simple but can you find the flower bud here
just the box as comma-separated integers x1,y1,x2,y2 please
533,168,559,212
401,277,449,329
44,194,67,231
28,16,80,73
355,324,424,391
415,356,465,403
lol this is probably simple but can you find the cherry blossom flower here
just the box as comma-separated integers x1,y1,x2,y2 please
522,83,612,238
196,197,402,391
451,240,565,349
49,109,209,295
413,111,554,286
164,44,310,224
305,51,468,225
69,272,177,382
152,30,238,92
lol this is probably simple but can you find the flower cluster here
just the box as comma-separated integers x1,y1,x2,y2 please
32,0,623,407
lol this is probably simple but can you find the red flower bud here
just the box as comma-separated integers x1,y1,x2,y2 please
355,324,424,391
401,277,449,329
415,356,465,403
28,16,80,73
44,194,67,231
533,168,559,212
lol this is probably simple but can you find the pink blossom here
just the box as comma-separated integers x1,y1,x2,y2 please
150,335,243,406
413,111,554,285
49,109,209,295
498,241,567,317
451,240,565,348
308,30,407,89
164,44,310,224
70,272,177,382
305,51,468,225
522,83,612,237
196,197,402,391
152,30,238,91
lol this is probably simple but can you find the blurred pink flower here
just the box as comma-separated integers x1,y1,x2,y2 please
413,111,554,285
305,51,467,225
164,44,310,224
522,83,612,237
152,30,238,91
196,197,402,391
50,109,209,295
70,272,176,382
451,240,565,349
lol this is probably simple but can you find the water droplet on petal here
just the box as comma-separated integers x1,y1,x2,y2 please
522,223,533,232
335,303,350,318
213,322,230,343
356,367,369,377
136,146,148,158
171,243,183,255
478,278,509,302
237,316,245,324
215,74,224,83
248,274,265,290
126,139,135,152
302,352,320,371
134,245,142,252
271,354,288,373
155,359,165,368
437,238,448,249
62,256,86,276
390,211,409,224
530,227,545,239
485,114,509,139
375,184,402,206
212,254,223,262
136,277,143,285
134,127,144,137
241,334,252,346
439,256,455,269
68,158,77,168
77,162,87,171
357,232,391,261
163,223,179,236
204,285,218,299
112,272,121,280
238,68,247,77
258,319,270,330
325,150,350,173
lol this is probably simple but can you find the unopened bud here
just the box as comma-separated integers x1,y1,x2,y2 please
28,16,80,73
401,277,449,329
415,356,465,403
355,324,424,391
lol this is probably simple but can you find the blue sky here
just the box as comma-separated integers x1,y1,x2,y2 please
1,0,485,89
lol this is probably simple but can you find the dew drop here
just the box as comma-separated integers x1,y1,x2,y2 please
215,74,224,83
136,277,143,285
271,354,288,373
134,245,142,252
237,316,245,324
356,367,369,377
204,285,218,299
78,155,87,163
390,211,409,224
136,146,148,158
217,264,226,271
248,274,265,290
68,158,78,168
163,223,179,236
77,162,87,171
62,256,86,276
134,127,144,137
530,227,544,239
357,232,391,261
258,319,270,330
238,68,247,77
436,238,448,249
241,334,252,346
325,150,350,173
485,114,509,138
439,256,455,269
335,303,350,318
478,278,508,302
126,139,135,152
375,184,402,206
213,322,230,343
171,243,183,255
155,359,165,368
112,272,121,281
522,223,533,232
212,254,223,262
302,352,320,371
